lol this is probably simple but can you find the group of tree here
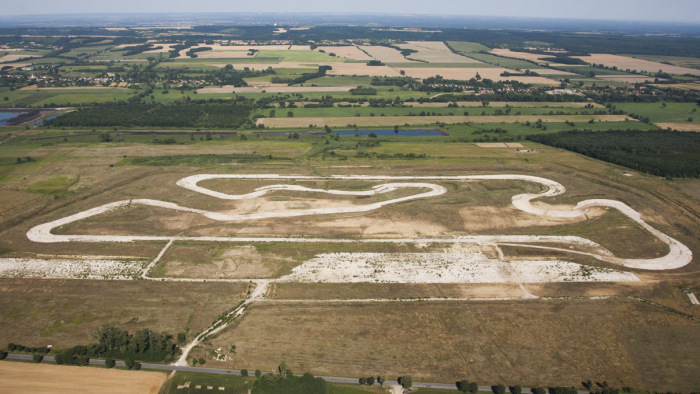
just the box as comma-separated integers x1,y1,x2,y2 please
358,376,386,386
527,129,700,178
48,101,253,129
250,362,327,394
457,380,480,393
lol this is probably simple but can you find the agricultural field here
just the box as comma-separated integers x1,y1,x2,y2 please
0,19,698,394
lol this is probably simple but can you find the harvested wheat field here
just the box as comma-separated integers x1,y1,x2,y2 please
397,41,481,63
598,75,662,83
326,62,401,77
490,48,549,63
656,122,700,131
257,114,633,127
0,362,166,393
400,67,558,84
315,45,373,61
574,54,700,76
197,86,355,94
359,45,418,63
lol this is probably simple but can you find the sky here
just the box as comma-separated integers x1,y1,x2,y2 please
5,0,700,23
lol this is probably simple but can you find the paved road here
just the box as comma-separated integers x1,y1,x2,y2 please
4,353,593,393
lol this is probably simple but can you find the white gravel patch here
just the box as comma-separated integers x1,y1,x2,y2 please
0,258,143,280
283,252,639,283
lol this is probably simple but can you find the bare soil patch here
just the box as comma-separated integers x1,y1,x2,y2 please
0,362,167,394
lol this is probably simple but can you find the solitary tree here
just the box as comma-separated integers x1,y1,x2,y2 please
494,384,506,394
255,369,262,379
378,376,386,386
359,377,367,385
105,357,115,368
32,354,43,363
241,369,248,377
512,385,522,394
399,375,413,389
198,357,205,365
367,376,375,386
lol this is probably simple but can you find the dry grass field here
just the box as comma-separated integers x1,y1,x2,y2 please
199,299,700,391
0,362,167,393
0,278,248,347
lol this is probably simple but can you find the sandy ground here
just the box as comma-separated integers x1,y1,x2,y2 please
397,41,482,63
257,114,634,128
574,54,700,76
0,362,166,393
400,67,559,85
315,46,373,61
27,174,692,271
197,86,356,94
656,122,700,131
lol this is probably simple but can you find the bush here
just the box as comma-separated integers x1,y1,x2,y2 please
105,357,115,368
32,354,43,363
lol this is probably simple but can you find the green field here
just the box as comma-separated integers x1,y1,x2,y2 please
612,102,700,125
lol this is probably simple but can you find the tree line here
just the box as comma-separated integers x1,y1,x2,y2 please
527,129,700,178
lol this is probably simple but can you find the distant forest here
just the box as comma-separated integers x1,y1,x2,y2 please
527,130,700,178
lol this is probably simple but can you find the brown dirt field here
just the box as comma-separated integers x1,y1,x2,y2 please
268,282,522,300
400,67,559,85
574,54,700,76
201,299,700,391
257,114,634,128
315,46,373,61
656,122,700,131
398,41,481,63
0,278,247,347
0,362,167,393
